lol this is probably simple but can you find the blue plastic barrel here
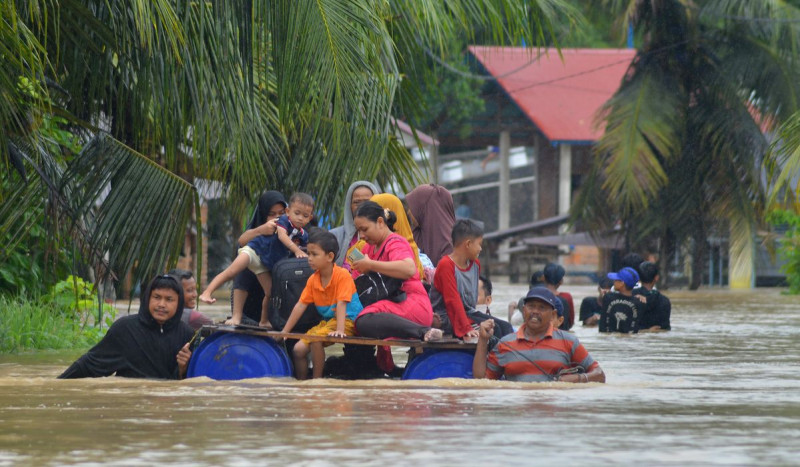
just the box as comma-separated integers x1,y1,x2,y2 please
402,350,475,380
187,332,293,380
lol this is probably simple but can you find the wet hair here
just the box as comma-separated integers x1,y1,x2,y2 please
451,219,484,246
355,200,397,232
288,192,315,208
543,263,566,286
639,261,659,283
308,229,339,256
621,252,644,275
598,277,614,290
479,275,492,297
529,270,545,288
167,268,193,281
145,275,185,310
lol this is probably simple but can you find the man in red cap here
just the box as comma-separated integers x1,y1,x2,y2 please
472,287,605,383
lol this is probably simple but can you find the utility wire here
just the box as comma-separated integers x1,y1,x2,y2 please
418,38,544,81
500,40,689,95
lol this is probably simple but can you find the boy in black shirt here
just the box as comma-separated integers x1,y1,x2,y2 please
633,261,671,331
580,277,613,326
600,267,641,333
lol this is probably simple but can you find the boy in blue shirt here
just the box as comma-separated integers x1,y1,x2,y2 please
200,193,314,328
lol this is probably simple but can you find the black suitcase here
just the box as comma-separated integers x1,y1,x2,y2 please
267,257,318,332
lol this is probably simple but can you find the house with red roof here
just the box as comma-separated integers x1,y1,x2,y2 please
429,46,636,277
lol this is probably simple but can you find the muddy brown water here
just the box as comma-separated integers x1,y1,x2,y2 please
1,284,799,465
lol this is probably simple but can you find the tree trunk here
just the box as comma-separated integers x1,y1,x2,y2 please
658,228,676,290
689,227,708,290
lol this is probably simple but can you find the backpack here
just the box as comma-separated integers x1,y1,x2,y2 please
267,257,318,332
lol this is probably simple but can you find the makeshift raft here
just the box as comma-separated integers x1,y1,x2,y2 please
187,324,477,381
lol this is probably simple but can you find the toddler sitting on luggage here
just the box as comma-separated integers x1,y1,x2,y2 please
199,193,314,328
280,230,364,379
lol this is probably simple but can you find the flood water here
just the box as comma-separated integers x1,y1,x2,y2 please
1,283,799,466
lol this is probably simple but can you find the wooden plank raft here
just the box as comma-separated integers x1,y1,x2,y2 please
200,324,477,351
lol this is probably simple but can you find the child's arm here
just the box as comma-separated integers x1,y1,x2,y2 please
238,218,279,247
277,227,307,258
328,301,348,337
280,302,309,335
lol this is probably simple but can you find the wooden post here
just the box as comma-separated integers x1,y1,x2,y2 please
558,143,572,228
499,131,511,231
498,131,511,263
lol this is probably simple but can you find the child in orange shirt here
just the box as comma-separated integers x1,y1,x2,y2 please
280,230,364,379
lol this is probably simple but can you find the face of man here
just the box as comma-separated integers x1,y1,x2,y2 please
522,298,555,336
181,278,197,309
149,287,180,325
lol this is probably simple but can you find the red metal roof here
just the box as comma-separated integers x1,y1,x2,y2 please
468,46,636,144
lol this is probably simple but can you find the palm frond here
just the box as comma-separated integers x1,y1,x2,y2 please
594,63,684,214
58,133,198,284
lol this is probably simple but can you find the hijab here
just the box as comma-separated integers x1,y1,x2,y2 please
330,181,380,265
247,191,288,230
405,184,456,266
370,193,425,279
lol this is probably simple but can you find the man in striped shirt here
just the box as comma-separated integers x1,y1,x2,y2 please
473,287,606,383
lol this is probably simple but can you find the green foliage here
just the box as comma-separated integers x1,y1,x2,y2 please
574,0,800,289
0,275,117,353
0,293,114,353
2,0,574,292
0,182,72,295
767,209,800,294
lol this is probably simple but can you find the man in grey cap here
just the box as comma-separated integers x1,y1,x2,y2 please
473,287,606,383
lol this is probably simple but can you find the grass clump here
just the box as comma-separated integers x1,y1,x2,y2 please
0,276,117,353
0,296,105,353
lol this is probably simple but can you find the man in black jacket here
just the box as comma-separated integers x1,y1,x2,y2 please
59,275,194,380
634,261,671,331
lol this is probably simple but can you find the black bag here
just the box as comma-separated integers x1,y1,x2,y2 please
353,237,406,307
355,272,406,307
267,257,318,331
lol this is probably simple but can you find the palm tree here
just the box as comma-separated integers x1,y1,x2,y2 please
572,0,800,289
1,1,573,291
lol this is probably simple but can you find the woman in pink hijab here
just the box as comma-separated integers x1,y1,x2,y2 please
405,184,456,266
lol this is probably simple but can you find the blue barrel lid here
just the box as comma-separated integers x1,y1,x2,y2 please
402,349,474,380
187,332,293,380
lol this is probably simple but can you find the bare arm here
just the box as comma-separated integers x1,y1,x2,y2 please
472,319,495,379
238,219,278,247
351,257,416,280
277,227,307,258
329,301,348,337
280,302,309,334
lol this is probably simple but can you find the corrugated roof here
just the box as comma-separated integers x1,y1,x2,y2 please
468,46,636,144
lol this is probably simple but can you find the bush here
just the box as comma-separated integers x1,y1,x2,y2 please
767,209,800,294
0,276,117,353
